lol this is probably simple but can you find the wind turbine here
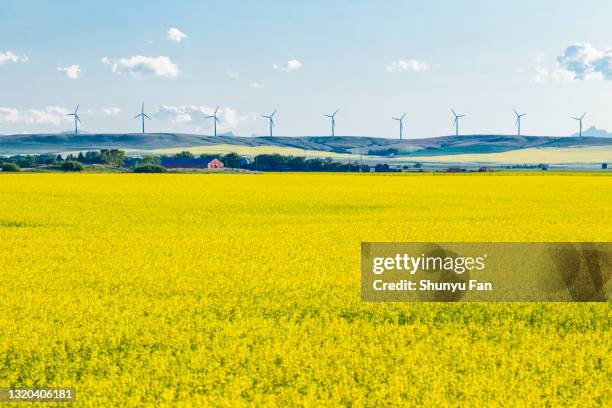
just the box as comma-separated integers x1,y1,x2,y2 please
572,113,587,137
393,113,407,140
261,109,277,137
451,109,466,137
205,106,221,137
324,108,339,137
514,109,527,136
66,104,81,134
134,103,151,134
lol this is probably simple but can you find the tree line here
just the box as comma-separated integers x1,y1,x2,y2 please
1,149,384,172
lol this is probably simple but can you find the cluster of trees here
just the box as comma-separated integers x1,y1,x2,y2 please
246,154,369,172
128,151,373,172
163,151,244,167
64,149,126,167
1,149,126,172
1,149,405,173
1,149,126,169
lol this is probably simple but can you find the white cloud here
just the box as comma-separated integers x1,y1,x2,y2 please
386,59,429,72
102,55,179,78
555,43,612,80
153,105,241,130
227,72,240,79
0,106,71,126
101,107,121,115
0,51,28,65
167,27,187,43
57,64,81,79
534,44,612,83
531,53,573,83
273,59,303,72
86,107,121,115
250,82,263,88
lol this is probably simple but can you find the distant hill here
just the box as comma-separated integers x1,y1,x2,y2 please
1,133,612,156
578,126,612,138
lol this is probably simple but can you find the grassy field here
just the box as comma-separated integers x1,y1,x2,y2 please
0,173,610,406
394,146,612,164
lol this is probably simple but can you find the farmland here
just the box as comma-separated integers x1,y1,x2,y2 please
0,173,610,406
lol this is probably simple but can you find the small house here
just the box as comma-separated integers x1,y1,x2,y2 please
603,163,608,170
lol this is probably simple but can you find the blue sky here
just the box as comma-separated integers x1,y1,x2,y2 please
2,0,612,138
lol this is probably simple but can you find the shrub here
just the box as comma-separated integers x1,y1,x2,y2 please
2,162,21,172
140,155,161,166
62,161,85,172
133,164,167,173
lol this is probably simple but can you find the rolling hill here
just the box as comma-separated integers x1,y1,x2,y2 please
1,133,612,164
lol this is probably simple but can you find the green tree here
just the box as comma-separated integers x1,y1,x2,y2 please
100,149,126,167
222,152,242,168
2,162,20,172
140,155,161,165
173,151,194,159
62,161,85,172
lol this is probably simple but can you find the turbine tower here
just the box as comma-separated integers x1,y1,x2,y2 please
134,103,151,134
66,104,81,135
514,109,527,136
393,113,407,140
451,109,466,137
572,113,587,137
261,109,277,137
205,106,221,137
324,108,339,137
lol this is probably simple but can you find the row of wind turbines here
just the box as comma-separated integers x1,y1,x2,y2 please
65,104,590,139
449,109,588,138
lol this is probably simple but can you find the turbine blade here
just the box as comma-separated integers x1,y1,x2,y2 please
134,114,141,119
75,104,79,113
451,108,457,117
214,106,219,115
144,114,151,120
76,115,81,123
513,108,519,116
271,109,277,117
401,113,406,120
215,117,220,124
333,108,339,116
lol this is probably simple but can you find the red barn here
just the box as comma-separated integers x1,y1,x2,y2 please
207,158,224,169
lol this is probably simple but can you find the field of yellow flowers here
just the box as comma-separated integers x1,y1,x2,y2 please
0,173,610,406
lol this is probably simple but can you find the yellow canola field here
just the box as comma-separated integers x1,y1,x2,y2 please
0,173,610,407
